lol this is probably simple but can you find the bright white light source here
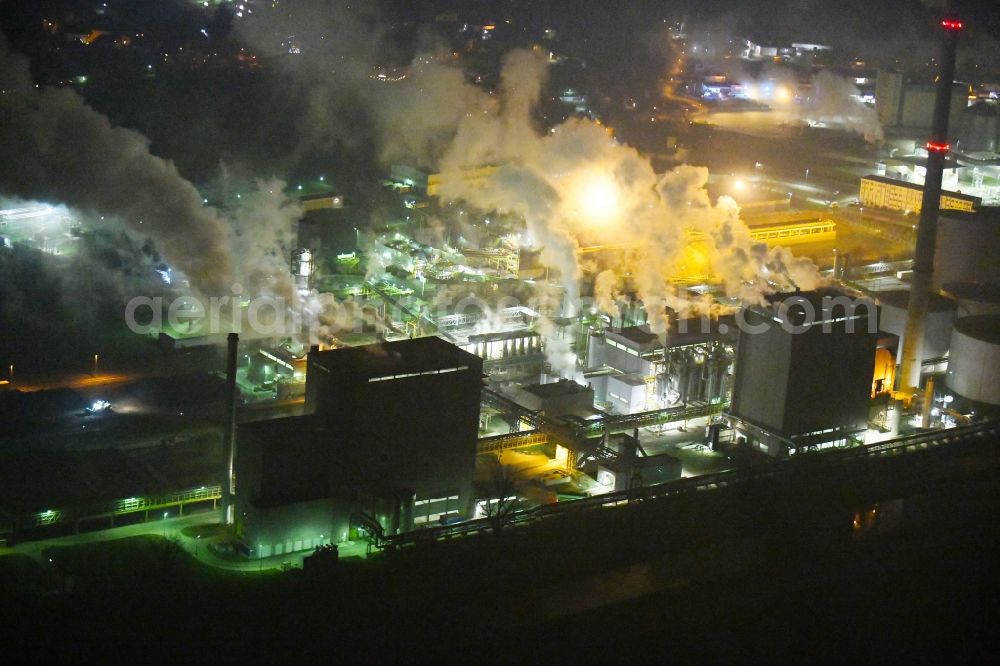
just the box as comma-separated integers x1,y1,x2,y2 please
733,178,746,191
572,173,620,224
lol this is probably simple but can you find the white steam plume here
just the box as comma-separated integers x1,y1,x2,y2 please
799,71,884,143
235,8,827,371
224,179,302,304
0,38,234,296
432,50,821,342
734,66,883,143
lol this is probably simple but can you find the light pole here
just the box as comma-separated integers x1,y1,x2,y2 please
92,353,99,376
195,534,201,558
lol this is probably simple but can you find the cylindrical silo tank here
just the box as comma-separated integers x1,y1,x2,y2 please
946,315,1000,406
935,210,1000,286
955,101,999,155
941,282,1000,317
587,332,605,369
685,352,704,403
877,290,956,363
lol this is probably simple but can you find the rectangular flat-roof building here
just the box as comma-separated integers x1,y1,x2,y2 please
730,288,877,456
236,337,484,555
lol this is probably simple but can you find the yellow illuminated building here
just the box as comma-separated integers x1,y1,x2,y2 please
860,175,979,214
427,166,500,197
871,347,896,397
300,193,344,211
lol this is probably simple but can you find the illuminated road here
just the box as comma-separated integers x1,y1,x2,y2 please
12,372,140,393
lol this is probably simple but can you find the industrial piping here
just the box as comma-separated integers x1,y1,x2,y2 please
899,17,963,422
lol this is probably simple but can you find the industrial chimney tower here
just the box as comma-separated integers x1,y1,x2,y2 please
223,332,239,524
898,17,963,414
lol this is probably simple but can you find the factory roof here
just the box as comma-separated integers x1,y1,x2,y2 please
607,317,736,351
942,281,1000,304
877,289,956,312
669,314,739,346
607,325,660,350
299,191,339,202
760,287,879,327
609,373,648,387
522,379,591,399
940,200,1000,218
308,336,481,380
954,315,1000,344
468,329,540,343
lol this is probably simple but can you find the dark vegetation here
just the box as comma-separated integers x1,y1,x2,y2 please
3,437,999,661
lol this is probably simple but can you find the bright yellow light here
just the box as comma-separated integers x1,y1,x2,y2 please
572,173,620,224
733,178,746,191
774,85,792,103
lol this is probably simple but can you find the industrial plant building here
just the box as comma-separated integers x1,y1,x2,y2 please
459,329,545,387
585,316,736,414
946,315,1000,414
872,101,1000,209
933,208,1000,287
859,175,980,214
730,289,878,456
875,75,968,134
876,290,956,366
235,337,484,556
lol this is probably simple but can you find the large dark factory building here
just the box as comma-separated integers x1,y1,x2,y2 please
730,289,878,456
235,337,484,557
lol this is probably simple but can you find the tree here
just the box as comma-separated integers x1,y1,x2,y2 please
480,455,523,535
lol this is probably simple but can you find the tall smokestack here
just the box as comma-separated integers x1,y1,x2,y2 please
899,17,963,407
222,332,239,524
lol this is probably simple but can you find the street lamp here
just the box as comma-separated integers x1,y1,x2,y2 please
195,534,201,557
92,353,99,376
